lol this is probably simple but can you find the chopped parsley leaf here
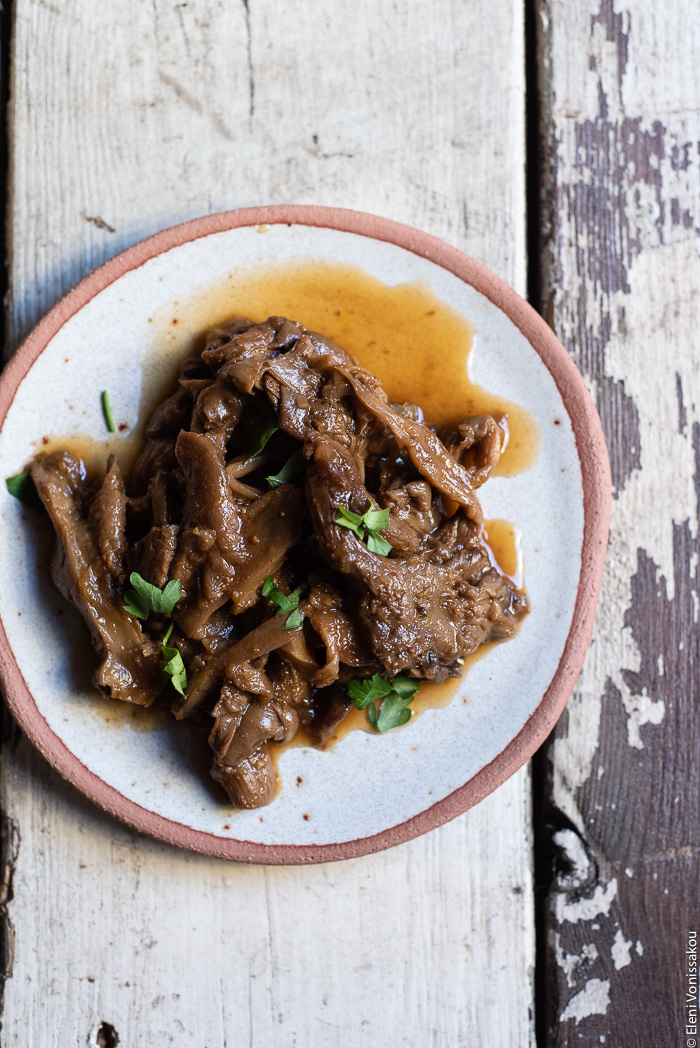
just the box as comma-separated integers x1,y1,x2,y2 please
347,674,393,708
261,575,303,629
335,500,392,557
6,471,47,515
245,420,278,463
123,572,183,620
349,673,420,732
161,623,188,696
266,448,306,489
101,390,116,433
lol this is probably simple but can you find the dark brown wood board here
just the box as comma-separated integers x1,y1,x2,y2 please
536,0,700,1043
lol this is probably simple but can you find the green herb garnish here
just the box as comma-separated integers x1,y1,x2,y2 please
6,471,46,515
335,501,392,556
123,572,184,620
161,622,188,696
266,448,306,490
101,390,116,433
348,674,393,707
365,530,392,556
261,575,303,629
349,673,419,732
245,420,278,463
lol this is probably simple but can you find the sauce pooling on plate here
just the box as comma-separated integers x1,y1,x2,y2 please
151,259,540,476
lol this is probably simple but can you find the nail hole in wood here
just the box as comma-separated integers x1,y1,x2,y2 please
96,1022,119,1048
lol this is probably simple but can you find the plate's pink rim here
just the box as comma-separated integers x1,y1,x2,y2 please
0,204,611,864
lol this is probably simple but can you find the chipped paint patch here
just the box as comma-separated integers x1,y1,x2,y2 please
620,689,665,749
552,828,592,889
555,877,618,925
611,928,633,969
555,935,600,987
560,978,611,1024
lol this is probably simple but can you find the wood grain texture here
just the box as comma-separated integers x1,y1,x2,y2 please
537,0,700,1043
1,2,534,1045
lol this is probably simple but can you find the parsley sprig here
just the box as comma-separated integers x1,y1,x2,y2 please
261,575,303,629
245,420,278,463
123,573,187,695
335,500,392,556
161,623,188,696
349,673,419,732
6,471,47,515
123,572,184,620
266,448,306,489
243,421,305,490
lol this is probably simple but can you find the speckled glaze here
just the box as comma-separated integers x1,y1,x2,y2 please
0,206,611,863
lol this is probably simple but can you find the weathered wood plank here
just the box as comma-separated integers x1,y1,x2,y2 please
1,2,534,1045
537,0,700,1042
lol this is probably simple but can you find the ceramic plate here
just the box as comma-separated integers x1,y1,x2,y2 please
0,206,610,863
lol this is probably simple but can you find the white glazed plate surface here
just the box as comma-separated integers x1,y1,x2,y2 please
0,210,604,861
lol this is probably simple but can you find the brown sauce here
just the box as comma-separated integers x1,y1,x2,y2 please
39,259,540,481
482,517,523,589
151,259,540,475
271,636,505,776
46,259,532,757
36,432,142,482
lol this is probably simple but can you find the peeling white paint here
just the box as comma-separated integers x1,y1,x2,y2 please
611,929,633,970
552,828,592,889
625,867,634,878
657,653,665,677
560,979,611,1025
636,941,644,956
548,43,700,816
621,689,666,749
555,878,618,926
555,935,599,988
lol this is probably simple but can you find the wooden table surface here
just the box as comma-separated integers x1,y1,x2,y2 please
0,2,697,1045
